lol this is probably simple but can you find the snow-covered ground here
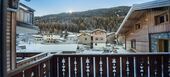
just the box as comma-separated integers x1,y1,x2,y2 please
77,50,104,54
16,32,132,54
112,45,134,53
17,43,78,53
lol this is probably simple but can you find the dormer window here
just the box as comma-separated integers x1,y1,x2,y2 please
155,13,169,25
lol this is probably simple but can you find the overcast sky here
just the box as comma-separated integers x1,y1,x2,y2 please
21,0,154,16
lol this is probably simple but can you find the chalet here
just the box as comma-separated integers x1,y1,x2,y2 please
91,29,107,49
32,35,44,43
116,0,170,52
16,3,39,44
78,33,91,45
43,34,58,43
66,34,78,43
16,3,38,34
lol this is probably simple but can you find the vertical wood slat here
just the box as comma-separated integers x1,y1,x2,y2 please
150,55,162,77
136,56,147,77
106,57,109,77
6,12,11,71
81,57,83,77
147,57,150,77
120,57,122,77
93,57,96,77
161,56,164,77
70,57,81,77
68,57,71,77
109,56,120,77
133,57,136,77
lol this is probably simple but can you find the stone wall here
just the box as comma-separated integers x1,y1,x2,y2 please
150,32,170,52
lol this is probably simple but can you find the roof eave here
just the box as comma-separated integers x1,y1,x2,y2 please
116,6,134,35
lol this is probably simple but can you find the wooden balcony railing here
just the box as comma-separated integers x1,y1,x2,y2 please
149,23,170,33
8,52,170,77
16,52,51,67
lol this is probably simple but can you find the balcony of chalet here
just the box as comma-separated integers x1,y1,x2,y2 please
8,52,170,77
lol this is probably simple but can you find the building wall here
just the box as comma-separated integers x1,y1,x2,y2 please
43,34,57,43
92,31,106,43
125,8,170,52
78,34,91,45
150,32,170,52
17,7,33,25
93,43,106,50
107,34,116,44
92,30,106,49
118,35,125,45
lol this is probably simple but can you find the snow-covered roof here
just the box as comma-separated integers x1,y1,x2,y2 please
78,50,104,54
32,35,43,37
107,32,115,36
67,34,77,37
19,3,35,12
16,26,38,34
17,44,78,52
78,33,91,37
79,30,92,33
92,29,106,33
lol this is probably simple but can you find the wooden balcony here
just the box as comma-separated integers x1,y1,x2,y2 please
8,52,170,77
149,23,170,33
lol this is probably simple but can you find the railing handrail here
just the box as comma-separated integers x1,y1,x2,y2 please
17,52,51,67
53,52,170,56
8,54,52,77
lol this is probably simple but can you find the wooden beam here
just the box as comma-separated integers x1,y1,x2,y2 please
0,0,7,77
168,7,170,23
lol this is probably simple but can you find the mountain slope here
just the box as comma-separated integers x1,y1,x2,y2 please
34,6,130,33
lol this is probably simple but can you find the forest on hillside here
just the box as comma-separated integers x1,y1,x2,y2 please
34,6,130,33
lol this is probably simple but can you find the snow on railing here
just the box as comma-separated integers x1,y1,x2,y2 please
16,52,52,67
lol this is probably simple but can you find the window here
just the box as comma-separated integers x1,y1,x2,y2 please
135,24,141,30
95,38,98,40
155,13,169,25
166,14,168,21
159,16,165,23
131,39,136,49
101,38,103,40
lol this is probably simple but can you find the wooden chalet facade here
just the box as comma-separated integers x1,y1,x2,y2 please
16,3,38,34
91,29,107,49
78,33,91,45
116,0,170,52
